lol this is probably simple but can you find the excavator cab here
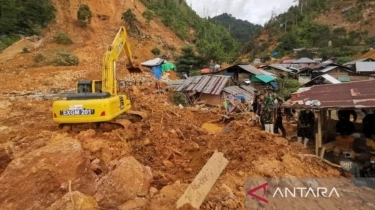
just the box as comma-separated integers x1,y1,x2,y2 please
77,80,103,93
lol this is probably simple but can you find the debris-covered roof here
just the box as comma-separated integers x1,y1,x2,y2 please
223,85,255,101
355,62,375,72
174,75,231,95
292,57,318,64
282,80,375,109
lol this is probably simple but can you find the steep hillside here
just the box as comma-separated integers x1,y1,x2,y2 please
139,0,240,63
243,0,375,61
0,0,185,93
212,13,263,45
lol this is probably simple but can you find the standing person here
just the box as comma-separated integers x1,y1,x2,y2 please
274,99,286,138
257,94,265,130
209,60,215,71
252,90,259,113
297,109,315,148
261,91,275,133
337,109,357,122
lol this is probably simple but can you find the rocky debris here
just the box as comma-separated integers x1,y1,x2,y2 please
0,138,96,210
95,156,153,209
147,181,189,210
0,100,12,109
46,191,99,210
0,147,13,175
118,198,147,210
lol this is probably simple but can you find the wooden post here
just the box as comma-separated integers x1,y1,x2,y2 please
315,110,322,156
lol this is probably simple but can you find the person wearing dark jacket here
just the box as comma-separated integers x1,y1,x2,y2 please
297,110,315,148
274,104,286,138
337,109,357,122
252,90,259,113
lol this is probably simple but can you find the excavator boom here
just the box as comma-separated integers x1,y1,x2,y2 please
102,26,142,96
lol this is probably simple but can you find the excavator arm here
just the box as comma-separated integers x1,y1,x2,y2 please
102,26,141,96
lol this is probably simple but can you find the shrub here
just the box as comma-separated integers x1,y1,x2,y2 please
77,4,92,27
170,92,188,106
51,50,79,66
53,30,73,44
142,9,155,25
0,35,21,51
22,47,29,53
151,47,161,55
33,53,46,63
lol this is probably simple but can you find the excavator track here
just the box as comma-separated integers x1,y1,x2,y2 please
58,122,124,132
58,110,148,132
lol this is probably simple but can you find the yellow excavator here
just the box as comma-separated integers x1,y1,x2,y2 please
52,26,144,131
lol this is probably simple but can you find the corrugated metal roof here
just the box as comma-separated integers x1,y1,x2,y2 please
355,62,375,72
222,85,255,101
282,80,375,109
292,57,318,64
174,75,231,95
269,64,293,72
238,65,263,75
343,58,369,66
320,66,338,73
321,74,341,84
258,68,275,76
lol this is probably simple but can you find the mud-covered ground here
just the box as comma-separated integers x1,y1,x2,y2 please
1,86,375,210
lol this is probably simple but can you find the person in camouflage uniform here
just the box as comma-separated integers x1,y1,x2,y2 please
260,91,275,133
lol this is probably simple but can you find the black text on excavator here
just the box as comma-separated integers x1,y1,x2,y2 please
52,26,144,131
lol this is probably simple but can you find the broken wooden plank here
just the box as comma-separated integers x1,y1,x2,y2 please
176,151,229,209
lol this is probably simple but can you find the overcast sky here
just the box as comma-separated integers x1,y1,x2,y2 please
186,0,297,25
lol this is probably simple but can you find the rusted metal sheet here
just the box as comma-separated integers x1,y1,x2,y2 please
223,85,255,101
282,80,375,109
174,75,230,95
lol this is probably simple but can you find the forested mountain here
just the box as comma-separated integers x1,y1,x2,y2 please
212,13,262,44
244,0,375,61
139,0,239,63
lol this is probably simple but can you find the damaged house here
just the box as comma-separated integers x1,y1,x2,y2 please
174,75,234,106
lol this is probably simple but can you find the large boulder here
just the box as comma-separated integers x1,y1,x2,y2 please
0,138,96,210
95,156,152,209
46,191,98,210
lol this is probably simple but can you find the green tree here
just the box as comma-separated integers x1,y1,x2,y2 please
121,9,137,28
336,56,352,65
142,9,155,25
175,46,203,73
151,47,160,55
77,4,92,27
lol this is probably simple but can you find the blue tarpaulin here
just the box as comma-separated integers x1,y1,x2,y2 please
270,82,278,89
151,65,162,80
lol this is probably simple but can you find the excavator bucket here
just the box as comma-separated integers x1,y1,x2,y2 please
127,67,142,73
127,63,142,73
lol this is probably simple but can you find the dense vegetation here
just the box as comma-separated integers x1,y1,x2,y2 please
244,0,373,61
139,0,239,67
211,13,262,44
0,0,55,34
0,0,56,50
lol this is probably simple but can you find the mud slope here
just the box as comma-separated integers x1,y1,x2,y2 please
0,0,184,94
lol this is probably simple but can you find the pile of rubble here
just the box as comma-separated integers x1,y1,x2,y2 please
0,87,375,210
